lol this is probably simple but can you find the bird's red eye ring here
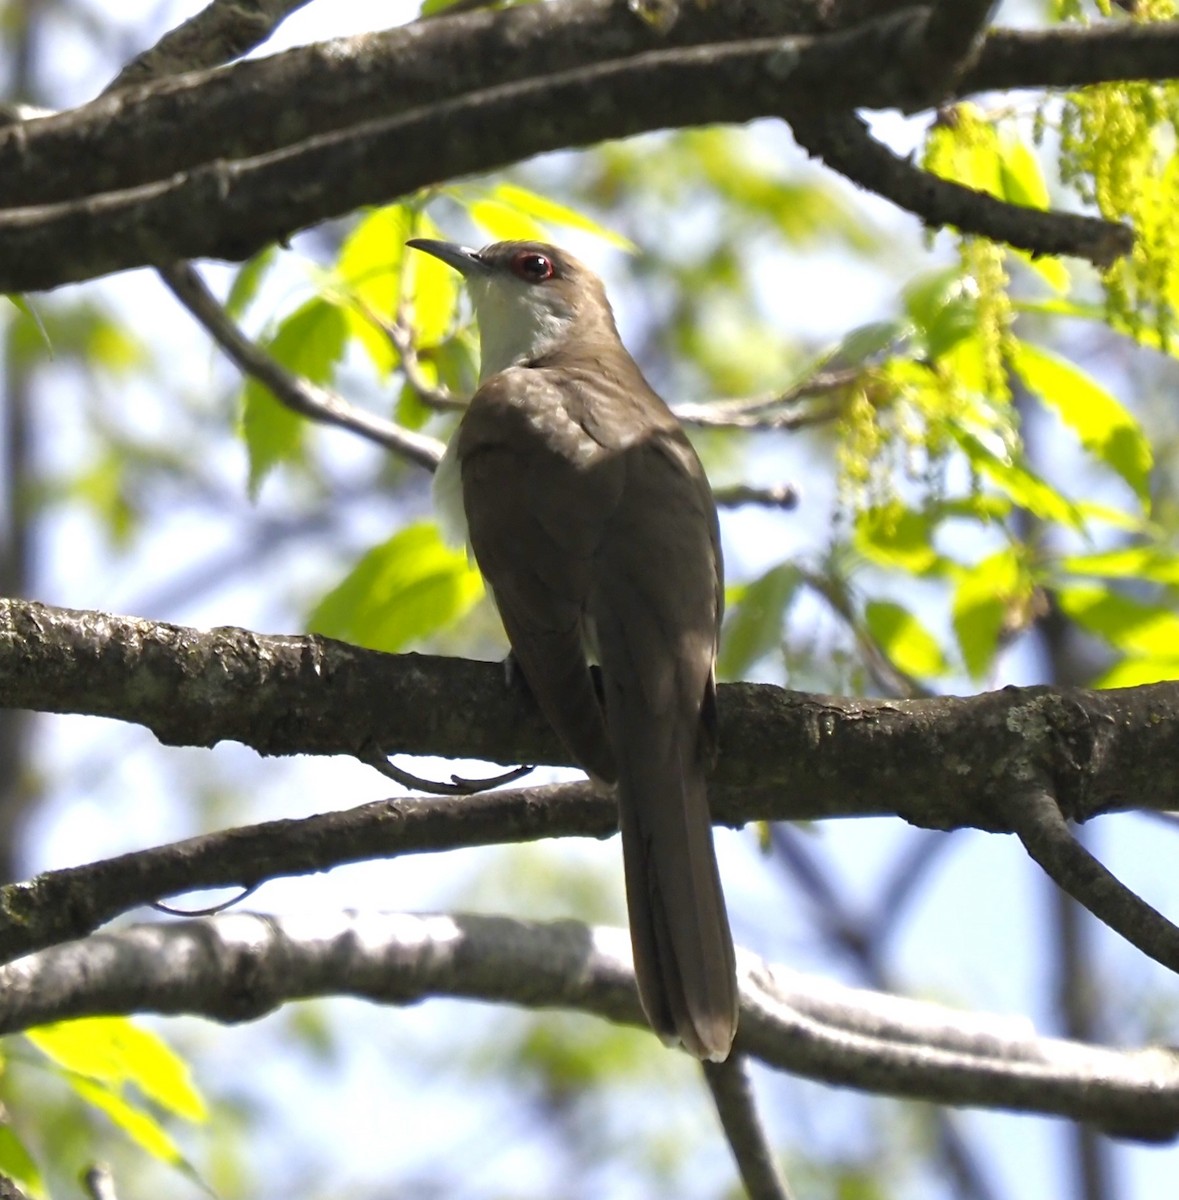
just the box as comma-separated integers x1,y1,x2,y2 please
510,251,555,282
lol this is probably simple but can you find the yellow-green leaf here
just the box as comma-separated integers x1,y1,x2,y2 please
486,183,635,251
864,600,949,678
953,430,1084,528
1093,657,1179,688
854,503,951,576
27,1017,207,1122
308,521,484,652
1056,584,1179,657
71,1077,185,1166
952,548,1024,678
718,564,800,678
0,1124,44,1199
1059,546,1179,587
1012,341,1152,502
241,298,347,496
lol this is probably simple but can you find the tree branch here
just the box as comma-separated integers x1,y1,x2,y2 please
106,0,315,91
787,108,1132,268
3,597,1179,830
5,911,1179,1139
1001,780,1179,977
703,1056,796,1200
3,12,1174,289
161,262,443,470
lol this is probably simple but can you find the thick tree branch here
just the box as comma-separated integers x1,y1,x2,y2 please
2,12,1175,289
2,597,1179,831
4,911,1179,1139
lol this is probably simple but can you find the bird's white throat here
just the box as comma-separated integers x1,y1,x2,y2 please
470,278,576,381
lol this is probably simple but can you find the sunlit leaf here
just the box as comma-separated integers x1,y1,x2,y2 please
1093,657,1179,687
718,563,801,678
5,294,51,352
337,205,407,373
953,430,1084,527
241,298,347,495
487,184,636,250
308,521,484,652
70,1077,185,1166
864,600,949,678
952,548,1023,678
1011,340,1152,502
854,503,950,576
0,1124,44,1199
27,1017,207,1123
225,246,277,320
1059,545,1179,587
405,211,462,345
1056,584,1179,657
469,198,548,244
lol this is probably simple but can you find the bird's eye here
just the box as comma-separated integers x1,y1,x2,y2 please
510,251,555,282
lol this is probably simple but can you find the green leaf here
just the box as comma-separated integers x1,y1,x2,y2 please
953,429,1084,528
854,503,950,576
225,246,277,320
70,1077,186,1167
27,1017,207,1122
336,205,407,373
479,183,636,250
952,548,1023,678
0,1124,44,1199
1093,656,1179,688
241,298,347,496
5,294,51,352
999,136,1050,210
718,564,801,678
1059,545,1179,587
308,521,484,652
1011,340,1152,503
1056,584,1179,657
826,319,908,367
864,600,949,678
901,269,980,361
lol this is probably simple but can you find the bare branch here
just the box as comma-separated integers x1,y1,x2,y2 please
712,483,800,510
106,0,316,91
5,10,1175,289
788,108,1132,268
161,261,443,471
702,1056,796,1200
4,597,1179,830
1001,780,1179,977
5,911,1179,1139
915,0,999,99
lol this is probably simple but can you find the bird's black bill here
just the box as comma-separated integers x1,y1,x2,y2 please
405,238,489,277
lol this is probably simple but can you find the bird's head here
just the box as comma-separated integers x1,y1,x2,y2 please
406,239,617,382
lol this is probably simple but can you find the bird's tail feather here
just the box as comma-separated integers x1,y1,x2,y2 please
616,711,737,1061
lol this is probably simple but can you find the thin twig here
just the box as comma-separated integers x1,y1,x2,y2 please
702,1056,796,1200
160,262,444,471
713,484,799,511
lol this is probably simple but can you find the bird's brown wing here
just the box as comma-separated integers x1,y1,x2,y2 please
588,426,736,1061
457,368,621,784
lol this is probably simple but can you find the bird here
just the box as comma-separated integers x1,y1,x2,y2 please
406,237,738,1061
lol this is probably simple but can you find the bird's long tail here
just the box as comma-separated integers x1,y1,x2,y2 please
614,702,738,1061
